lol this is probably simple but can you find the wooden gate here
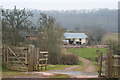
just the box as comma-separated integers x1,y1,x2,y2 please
104,54,120,78
7,47,28,71
2,45,48,72
111,55,120,78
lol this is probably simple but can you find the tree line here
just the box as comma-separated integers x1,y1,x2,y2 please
2,6,79,65
30,9,118,32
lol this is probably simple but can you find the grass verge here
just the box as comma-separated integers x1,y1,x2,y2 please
49,74,70,78
40,65,73,71
90,61,99,72
2,68,37,78
2,65,73,77
71,62,89,72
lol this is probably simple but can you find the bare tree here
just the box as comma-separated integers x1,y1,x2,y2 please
2,6,33,46
37,13,64,64
106,40,119,55
88,27,106,45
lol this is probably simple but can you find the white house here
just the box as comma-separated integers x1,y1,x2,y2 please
64,33,88,45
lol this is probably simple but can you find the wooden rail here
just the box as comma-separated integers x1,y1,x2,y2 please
37,51,48,71
3,45,48,72
105,54,120,78
7,47,25,65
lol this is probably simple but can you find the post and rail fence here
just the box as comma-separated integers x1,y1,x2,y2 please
97,50,120,78
100,53,120,78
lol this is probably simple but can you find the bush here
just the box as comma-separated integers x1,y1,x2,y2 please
58,54,79,65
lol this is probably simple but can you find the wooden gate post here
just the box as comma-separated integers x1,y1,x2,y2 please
98,52,103,77
7,48,9,69
118,57,120,78
2,46,6,68
28,45,34,72
33,48,36,71
36,48,39,71
106,53,113,78
112,55,120,78
33,48,38,71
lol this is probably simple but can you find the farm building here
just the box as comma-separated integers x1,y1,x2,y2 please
26,36,37,40
19,31,37,40
64,33,88,45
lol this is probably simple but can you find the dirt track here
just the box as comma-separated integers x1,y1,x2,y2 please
79,57,96,72
63,48,96,72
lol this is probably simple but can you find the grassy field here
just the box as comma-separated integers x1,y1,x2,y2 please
41,65,73,71
2,68,37,78
67,48,107,61
102,32,118,42
49,74,70,78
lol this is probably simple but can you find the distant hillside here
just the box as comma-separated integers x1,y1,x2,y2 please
29,9,118,32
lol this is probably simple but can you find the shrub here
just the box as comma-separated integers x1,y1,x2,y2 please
58,54,79,65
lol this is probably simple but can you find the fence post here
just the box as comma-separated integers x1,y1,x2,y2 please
2,46,6,68
28,45,34,72
106,53,113,78
33,48,37,71
112,55,120,78
36,48,39,71
25,51,28,65
118,56,120,78
7,48,9,69
98,52,103,77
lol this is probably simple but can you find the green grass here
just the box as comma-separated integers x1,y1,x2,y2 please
3,64,72,72
41,62,83,71
67,48,106,72
78,61,83,65
90,61,99,71
71,61,87,71
40,65,73,71
72,63,89,72
2,68,37,78
72,61,99,72
49,74,70,78
88,79,106,80
2,65,72,78
67,48,107,61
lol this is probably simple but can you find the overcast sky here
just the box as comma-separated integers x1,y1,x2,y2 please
1,0,119,10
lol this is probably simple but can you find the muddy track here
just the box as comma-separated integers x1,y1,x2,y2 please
79,57,96,72
63,48,96,72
